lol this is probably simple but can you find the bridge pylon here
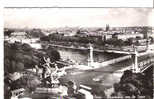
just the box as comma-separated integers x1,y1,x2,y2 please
88,43,94,68
131,47,140,73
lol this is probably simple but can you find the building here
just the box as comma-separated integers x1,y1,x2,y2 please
10,32,27,39
7,32,28,43
113,33,144,41
102,34,113,41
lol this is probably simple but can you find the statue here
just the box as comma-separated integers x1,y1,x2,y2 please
41,56,60,86
42,57,53,78
41,56,67,87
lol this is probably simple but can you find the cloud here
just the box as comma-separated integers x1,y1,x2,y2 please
4,8,152,28
148,9,154,26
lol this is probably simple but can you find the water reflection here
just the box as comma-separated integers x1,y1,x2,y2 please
58,48,123,65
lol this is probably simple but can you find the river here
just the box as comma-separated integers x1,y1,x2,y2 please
57,48,124,65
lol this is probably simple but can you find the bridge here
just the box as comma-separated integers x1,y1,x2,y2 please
138,55,154,72
51,44,154,73
48,43,148,55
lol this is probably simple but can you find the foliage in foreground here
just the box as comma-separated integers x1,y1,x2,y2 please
112,68,153,99
4,41,61,73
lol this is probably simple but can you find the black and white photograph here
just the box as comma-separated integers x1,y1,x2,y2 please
4,8,154,99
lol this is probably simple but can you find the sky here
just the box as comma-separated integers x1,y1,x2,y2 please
4,0,153,7
4,8,153,29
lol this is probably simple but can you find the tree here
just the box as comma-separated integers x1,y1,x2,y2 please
40,36,50,41
4,42,40,73
136,36,142,40
126,38,134,46
4,59,11,73
96,28,103,31
116,39,125,47
149,37,154,43
76,30,81,34
16,62,25,71
91,85,107,98
113,69,153,98
46,46,61,62
4,29,14,37
27,77,41,92
141,27,149,39
22,43,32,52
28,28,45,38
